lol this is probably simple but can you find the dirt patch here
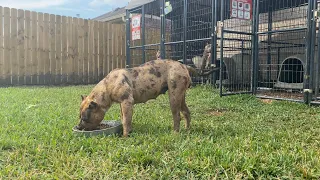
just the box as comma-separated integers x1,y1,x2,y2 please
257,90,304,100
260,99,273,104
207,108,228,116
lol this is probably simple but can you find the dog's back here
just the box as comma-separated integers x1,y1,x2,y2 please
104,59,192,104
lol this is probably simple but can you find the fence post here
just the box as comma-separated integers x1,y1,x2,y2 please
142,5,146,63
310,0,317,99
267,4,272,87
251,0,259,95
304,0,316,104
211,0,218,86
219,0,225,97
160,0,165,59
126,10,131,68
316,4,320,98
183,0,187,64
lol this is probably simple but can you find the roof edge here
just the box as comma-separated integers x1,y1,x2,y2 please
125,0,156,10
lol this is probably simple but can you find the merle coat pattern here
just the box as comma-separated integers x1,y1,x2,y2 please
77,59,193,137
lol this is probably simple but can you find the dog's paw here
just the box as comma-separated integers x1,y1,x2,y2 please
122,130,134,138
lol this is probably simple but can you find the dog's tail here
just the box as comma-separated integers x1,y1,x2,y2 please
185,65,198,76
185,65,219,77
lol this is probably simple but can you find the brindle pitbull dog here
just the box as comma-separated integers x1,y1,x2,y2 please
77,59,194,137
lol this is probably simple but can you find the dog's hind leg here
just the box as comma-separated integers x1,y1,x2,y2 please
180,94,191,130
168,81,184,132
169,95,182,133
120,99,133,137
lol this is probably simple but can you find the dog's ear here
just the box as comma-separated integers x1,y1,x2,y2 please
81,95,87,101
89,101,98,109
90,94,106,109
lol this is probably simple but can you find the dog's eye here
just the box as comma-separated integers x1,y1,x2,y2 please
88,101,98,109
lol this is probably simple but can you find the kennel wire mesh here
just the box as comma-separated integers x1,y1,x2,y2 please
126,0,319,104
164,0,184,61
255,0,310,102
218,0,318,103
127,1,163,68
186,0,215,85
135,0,217,85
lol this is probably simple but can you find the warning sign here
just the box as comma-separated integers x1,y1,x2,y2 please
230,0,252,20
131,15,141,41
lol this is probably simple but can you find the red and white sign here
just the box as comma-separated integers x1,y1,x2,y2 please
230,0,252,20
131,15,141,41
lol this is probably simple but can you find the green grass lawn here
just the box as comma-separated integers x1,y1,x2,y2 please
1,85,320,179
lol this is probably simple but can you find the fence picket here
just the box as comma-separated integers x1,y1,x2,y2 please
112,24,117,70
25,11,32,84
73,17,79,84
98,21,103,80
78,18,84,84
108,23,113,72
55,15,62,84
83,19,89,84
49,14,56,84
31,11,38,84
93,21,98,83
43,13,50,84
107,23,112,74
11,8,18,84
88,20,94,83
103,22,108,76
61,16,68,84
67,17,74,83
116,25,121,69
38,12,44,84
3,7,10,85
121,25,126,68
17,9,25,85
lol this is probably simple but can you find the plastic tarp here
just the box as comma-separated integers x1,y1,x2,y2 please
125,0,155,10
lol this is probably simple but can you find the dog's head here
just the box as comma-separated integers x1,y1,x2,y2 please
76,95,106,131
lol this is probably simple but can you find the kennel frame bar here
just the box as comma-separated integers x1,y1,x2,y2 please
219,0,225,97
183,0,187,64
316,8,320,97
126,10,131,68
142,4,146,64
303,0,317,104
252,0,259,95
211,0,218,86
160,0,165,59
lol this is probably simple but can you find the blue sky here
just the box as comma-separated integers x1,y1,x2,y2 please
0,0,131,19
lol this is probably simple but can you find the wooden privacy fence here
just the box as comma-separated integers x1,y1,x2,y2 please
0,6,126,86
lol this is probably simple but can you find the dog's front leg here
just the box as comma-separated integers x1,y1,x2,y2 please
120,100,133,137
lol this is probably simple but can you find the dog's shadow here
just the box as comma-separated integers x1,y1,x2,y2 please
127,120,240,140
130,122,172,136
